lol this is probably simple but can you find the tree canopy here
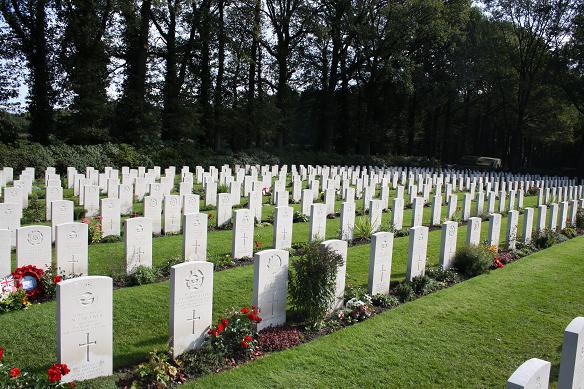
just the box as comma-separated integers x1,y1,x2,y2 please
0,0,583,170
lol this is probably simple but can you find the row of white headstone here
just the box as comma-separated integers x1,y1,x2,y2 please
506,317,583,389
4,193,584,279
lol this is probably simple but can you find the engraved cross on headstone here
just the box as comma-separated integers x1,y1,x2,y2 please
68,254,79,273
79,332,97,362
187,309,201,334
241,232,248,246
133,246,145,265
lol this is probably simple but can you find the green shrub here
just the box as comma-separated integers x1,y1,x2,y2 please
393,282,415,303
178,344,226,378
371,293,399,309
534,229,558,249
353,217,374,242
453,245,495,278
561,226,577,239
293,211,309,223
288,242,344,327
129,266,159,286
576,209,584,229
217,184,229,193
410,275,445,296
426,266,462,286
157,256,184,278
21,194,44,224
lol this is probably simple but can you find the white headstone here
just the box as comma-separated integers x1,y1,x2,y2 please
100,198,121,238
56,222,89,275
340,201,356,241
487,213,502,249
252,249,289,331
273,206,293,250
57,276,113,382
309,203,327,242
45,185,63,220
367,232,394,295
467,217,482,247
507,358,550,389
216,193,232,227
406,226,428,281
440,221,458,269
51,200,74,238
369,199,383,233
170,261,214,358
125,217,153,273
183,213,208,262
558,316,584,389
232,209,254,259
392,197,404,230
144,196,162,235
507,210,519,250
0,229,10,277
0,203,21,246
523,207,534,244
321,239,347,312
411,197,424,227
164,195,182,234
16,225,51,269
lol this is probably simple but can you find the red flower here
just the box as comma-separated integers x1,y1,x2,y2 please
10,367,20,378
255,241,262,248
53,275,62,284
244,335,253,342
0,346,4,361
241,340,249,348
494,258,505,269
48,366,62,382
48,363,70,382
220,319,229,327
217,324,225,333
240,307,250,314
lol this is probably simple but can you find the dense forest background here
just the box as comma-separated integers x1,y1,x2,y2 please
1,0,584,171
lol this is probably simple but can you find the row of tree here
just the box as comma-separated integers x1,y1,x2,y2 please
0,0,583,169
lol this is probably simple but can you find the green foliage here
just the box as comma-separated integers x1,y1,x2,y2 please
288,242,344,327
534,229,559,249
371,293,400,309
393,282,415,303
21,194,44,224
0,288,29,314
293,211,309,223
207,307,261,362
129,266,159,286
217,184,229,193
576,209,584,229
426,266,463,286
132,351,180,388
177,344,226,378
410,275,445,296
561,226,577,239
453,245,495,278
352,217,374,242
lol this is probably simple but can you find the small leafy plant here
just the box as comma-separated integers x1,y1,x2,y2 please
207,306,262,363
453,245,495,278
288,242,344,327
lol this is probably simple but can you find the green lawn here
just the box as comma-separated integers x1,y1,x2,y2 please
188,235,584,388
0,187,558,387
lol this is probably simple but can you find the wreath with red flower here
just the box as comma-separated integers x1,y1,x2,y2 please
12,265,45,298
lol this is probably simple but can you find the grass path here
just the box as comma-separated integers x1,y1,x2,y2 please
189,235,584,388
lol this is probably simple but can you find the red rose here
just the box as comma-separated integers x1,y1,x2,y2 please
217,324,224,333
59,363,71,375
0,346,4,361
220,319,229,327
53,275,62,284
244,335,253,342
240,307,250,314
48,366,62,382
10,367,20,378
241,340,249,348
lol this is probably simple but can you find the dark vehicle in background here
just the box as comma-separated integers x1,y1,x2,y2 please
450,155,503,170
